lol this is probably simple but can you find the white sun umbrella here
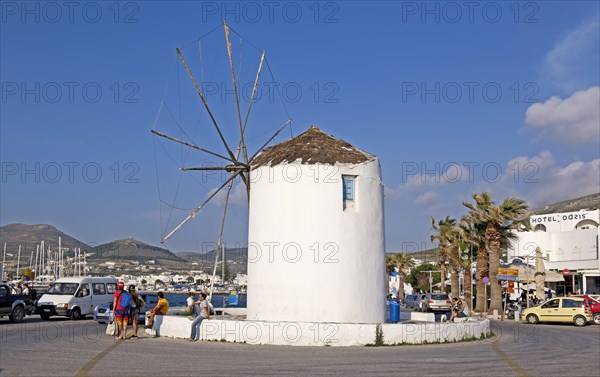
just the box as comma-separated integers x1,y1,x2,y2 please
534,247,546,300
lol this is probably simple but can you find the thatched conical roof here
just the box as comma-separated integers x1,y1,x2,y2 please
251,126,375,168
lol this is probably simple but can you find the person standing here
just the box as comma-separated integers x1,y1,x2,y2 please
128,285,145,338
21,283,30,295
146,291,168,328
112,282,129,340
189,292,211,341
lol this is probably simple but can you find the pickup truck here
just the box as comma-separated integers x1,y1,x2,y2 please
0,283,34,322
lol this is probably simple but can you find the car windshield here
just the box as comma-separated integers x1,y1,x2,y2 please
431,294,448,300
47,283,79,295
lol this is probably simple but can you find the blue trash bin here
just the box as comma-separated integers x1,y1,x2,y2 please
389,300,400,323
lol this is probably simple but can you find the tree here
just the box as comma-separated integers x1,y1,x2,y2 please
431,216,456,294
388,253,415,300
406,263,441,293
385,254,395,296
463,193,528,314
459,215,485,312
446,225,462,299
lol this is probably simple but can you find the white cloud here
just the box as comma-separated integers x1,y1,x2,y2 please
540,159,600,204
415,191,440,206
544,18,600,92
208,181,248,207
525,86,600,144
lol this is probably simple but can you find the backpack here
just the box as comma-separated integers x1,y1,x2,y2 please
118,290,132,309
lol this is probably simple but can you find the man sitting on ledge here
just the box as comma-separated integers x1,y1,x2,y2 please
146,291,169,328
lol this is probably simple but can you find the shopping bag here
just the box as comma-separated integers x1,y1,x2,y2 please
106,321,117,336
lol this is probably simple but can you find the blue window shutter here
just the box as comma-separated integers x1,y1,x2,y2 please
343,176,355,201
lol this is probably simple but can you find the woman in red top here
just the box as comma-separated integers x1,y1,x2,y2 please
112,282,129,340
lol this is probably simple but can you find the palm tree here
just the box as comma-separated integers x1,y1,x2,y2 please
385,254,395,296
464,193,528,314
431,216,456,294
389,253,415,300
446,225,462,299
460,214,487,313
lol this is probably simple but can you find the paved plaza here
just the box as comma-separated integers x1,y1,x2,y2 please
0,317,598,376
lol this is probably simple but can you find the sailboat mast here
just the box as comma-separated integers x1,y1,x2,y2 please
16,245,21,279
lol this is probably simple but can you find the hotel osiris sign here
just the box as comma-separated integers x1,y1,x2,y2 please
530,209,598,232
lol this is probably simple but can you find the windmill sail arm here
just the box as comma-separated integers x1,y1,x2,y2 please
224,21,247,166
179,166,247,172
250,119,293,162
176,48,238,163
151,129,237,164
161,169,243,243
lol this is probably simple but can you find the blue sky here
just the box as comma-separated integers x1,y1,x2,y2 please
1,1,599,253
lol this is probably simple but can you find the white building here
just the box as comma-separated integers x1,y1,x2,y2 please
247,126,386,323
509,209,600,294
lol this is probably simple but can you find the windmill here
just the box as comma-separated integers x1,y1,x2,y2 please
151,22,292,297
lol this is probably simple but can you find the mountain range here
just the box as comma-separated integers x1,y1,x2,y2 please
1,192,597,272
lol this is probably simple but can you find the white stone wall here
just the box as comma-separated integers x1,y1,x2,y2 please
145,315,490,346
247,159,386,323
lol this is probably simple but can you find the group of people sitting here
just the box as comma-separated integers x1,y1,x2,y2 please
449,297,470,321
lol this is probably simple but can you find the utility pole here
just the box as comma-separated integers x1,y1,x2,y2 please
421,270,441,293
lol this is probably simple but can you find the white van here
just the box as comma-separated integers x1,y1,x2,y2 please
37,277,118,320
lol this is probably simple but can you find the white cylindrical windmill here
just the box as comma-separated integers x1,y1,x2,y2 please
247,126,386,323
151,25,385,323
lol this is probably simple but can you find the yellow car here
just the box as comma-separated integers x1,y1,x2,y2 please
521,297,592,327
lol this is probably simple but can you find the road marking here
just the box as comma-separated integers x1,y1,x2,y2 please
74,340,123,377
491,340,530,377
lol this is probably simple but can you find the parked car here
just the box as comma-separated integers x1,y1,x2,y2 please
405,294,426,311
422,293,452,313
93,292,158,324
521,297,592,327
0,283,34,322
575,295,600,325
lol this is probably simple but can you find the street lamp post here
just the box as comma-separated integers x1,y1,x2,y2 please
421,270,441,293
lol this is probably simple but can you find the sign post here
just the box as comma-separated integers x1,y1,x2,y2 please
482,276,490,317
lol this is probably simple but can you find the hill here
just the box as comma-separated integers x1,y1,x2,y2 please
0,223,88,252
529,192,599,215
88,238,185,263
176,247,247,275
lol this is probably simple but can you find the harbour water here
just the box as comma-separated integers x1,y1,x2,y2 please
164,292,247,308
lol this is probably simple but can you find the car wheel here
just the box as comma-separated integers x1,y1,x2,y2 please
593,313,600,325
526,314,539,324
70,308,81,320
573,315,587,327
9,306,25,323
